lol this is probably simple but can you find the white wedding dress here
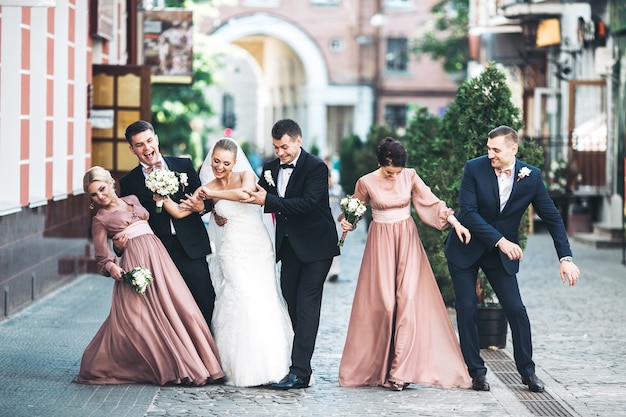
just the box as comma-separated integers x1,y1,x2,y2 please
209,199,293,387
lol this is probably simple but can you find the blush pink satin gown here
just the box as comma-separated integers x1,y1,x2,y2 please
74,195,224,386
338,169,471,389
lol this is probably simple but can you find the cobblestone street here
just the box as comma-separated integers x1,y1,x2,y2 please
0,222,625,416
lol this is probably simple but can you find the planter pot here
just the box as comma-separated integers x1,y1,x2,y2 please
477,305,507,349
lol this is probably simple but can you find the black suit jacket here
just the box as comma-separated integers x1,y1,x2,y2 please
445,155,571,275
119,156,212,259
258,149,340,263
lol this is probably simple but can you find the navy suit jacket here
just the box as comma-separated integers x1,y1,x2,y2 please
258,148,340,263
444,155,571,275
119,156,212,260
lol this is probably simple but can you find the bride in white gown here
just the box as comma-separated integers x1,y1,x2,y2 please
164,137,293,387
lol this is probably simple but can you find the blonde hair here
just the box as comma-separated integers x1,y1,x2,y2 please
83,166,115,193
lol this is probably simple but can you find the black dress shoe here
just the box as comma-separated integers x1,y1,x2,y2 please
522,374,545,392
269,373,309,390
471,375,490,391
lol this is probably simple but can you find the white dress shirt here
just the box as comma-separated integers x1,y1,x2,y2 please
497,160,515,212
278,152,301,197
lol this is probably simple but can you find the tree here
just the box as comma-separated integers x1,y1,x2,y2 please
412,0,469,76
405,63,543,306
339,125,395,195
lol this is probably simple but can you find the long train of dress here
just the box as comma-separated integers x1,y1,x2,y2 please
338,169,471,389
75,196,224,385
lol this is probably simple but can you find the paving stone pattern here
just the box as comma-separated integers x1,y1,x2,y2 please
0,221,624,416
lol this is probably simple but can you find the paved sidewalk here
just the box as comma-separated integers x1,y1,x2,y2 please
0,223,624,416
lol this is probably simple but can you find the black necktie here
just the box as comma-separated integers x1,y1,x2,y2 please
280,163,295,169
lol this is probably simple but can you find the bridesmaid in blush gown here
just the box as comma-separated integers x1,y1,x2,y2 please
74,166,224,386
338,138,472,391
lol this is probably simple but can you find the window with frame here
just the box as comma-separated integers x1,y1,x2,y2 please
329,38,344,52
311,0,340,5
386,38,408,72
384,0,412,8
384,104,407,130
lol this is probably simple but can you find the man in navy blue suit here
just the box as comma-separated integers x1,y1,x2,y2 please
243,119,340,389
117,120,216,326
444,126,580,393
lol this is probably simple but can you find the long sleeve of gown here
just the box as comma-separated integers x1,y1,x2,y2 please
352,177,370,206
92,217,119,275
410,170,453,231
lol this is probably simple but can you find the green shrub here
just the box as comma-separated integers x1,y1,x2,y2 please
405,63,543,306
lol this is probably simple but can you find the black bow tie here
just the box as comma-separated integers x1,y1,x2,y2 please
280,163,295,169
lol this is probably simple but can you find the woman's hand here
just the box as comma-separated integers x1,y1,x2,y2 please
197,186,212,201
112,234,128,252
454,222,472,244
109,264,124,281
340,218,356,233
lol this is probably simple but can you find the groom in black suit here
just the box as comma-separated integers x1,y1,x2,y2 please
117,120,215,325
244,119,340,389
444,126,580,393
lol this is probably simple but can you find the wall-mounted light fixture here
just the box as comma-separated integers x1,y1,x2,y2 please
521,18,540,48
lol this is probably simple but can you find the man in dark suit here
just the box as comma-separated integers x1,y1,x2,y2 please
244,119,340,389
444,125,580,393
117,120,215,325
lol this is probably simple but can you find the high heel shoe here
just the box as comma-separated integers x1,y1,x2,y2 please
389,381,408,391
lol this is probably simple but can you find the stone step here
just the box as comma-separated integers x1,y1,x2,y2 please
571,231,623,249
592,223,623,240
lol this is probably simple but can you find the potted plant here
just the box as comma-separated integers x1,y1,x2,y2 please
475,271,507,349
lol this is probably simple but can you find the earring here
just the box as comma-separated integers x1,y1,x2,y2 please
89,202,94,210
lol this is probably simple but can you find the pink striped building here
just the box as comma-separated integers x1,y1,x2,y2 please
0,0,132,320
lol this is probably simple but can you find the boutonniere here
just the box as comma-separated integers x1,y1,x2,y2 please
264,170,275,187
517,167,532,182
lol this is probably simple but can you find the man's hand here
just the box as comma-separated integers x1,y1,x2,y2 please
241,183,267,206
213,213,227,227
112,234,128,252
179,193,205,213
497,238,523,260
560,260,580,287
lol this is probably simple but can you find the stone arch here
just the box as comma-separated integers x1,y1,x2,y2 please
209,13,372,157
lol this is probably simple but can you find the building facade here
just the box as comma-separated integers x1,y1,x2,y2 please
196,0,460,158
0,0,134,320
468,0,623,245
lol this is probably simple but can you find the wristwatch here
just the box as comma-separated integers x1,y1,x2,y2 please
560,256,573,263
198,208,208,217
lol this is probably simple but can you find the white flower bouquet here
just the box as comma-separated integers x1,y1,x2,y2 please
122,266,154,295
338,194,367,247
145,169,188,213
